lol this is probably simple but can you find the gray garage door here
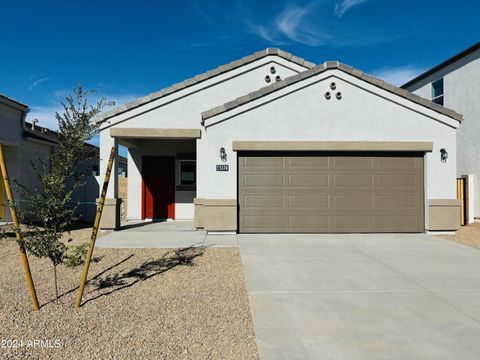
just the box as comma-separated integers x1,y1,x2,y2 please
238,152,424,233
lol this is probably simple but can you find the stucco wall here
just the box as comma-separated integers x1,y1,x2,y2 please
0,104,23,146
0,146,20,222
405,49,480,217
100,55,309,219
199,71,458,230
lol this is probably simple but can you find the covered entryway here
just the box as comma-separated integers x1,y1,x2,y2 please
238,152,424,233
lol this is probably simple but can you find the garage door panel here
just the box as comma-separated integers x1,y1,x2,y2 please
334,215,374,229
377,174,418,187
244,215,287,231
289,174,329,187
243,156,284,166
239,152,424,233
289,215,329,231
376,215,419,230
375,195,418,208
288,195,330,208
333,157,373,167
244,174,284,187
334,195,373,209
244,195,284,209
288,157,329,166
376,157,418,167
334,174,373,187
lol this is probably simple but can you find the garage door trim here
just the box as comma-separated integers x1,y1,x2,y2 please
237,151,425,234
232,141,433,152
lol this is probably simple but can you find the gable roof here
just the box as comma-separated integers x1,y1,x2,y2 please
95,48,315,124
402,41,480,89
201,61,463,123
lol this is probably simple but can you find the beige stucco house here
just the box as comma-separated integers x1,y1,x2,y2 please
96,48,463,233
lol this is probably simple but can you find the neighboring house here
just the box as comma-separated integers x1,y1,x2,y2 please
96,48,462,233
0,93,127,223
0,95,54,223
402,41,480,221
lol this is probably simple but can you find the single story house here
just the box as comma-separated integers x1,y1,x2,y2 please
96,48,463,233
402,41,480,222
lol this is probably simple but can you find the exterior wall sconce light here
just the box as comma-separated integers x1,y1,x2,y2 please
220,147,227,162
440,148,448,163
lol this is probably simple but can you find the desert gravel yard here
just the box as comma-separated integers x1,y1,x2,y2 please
0,229,258,359
438,222,480,249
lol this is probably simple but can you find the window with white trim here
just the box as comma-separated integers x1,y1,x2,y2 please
431,78,444,105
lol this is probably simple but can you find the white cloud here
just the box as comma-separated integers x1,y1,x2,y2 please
371,65,427,86
246,2,333,47
274,3,332,46
334,0,368,17
27,77,51,91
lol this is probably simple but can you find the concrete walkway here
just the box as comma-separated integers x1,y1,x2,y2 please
238,234,480,360
96,220,238,248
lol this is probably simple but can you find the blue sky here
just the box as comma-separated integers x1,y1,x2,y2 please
1,0,479,136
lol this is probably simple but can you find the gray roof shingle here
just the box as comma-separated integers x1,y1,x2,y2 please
201,61,463,123
95,48,315,123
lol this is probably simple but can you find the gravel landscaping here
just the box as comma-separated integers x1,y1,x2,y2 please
437,222,480,249
0,228,258,359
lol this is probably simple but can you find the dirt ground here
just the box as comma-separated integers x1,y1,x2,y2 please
0,228,258,359
437,222,480,250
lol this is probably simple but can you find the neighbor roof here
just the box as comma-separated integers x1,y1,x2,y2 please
95,48,315,124
402,41,480,89
0,93,29,111
201,61,463,123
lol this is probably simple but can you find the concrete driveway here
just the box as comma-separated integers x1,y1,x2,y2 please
238,234,480,360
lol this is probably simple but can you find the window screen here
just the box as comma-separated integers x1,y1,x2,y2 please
180,161,196,185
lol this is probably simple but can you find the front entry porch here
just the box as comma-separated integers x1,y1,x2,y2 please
99,127,200,230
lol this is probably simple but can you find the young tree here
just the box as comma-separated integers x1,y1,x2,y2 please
16,86,112,303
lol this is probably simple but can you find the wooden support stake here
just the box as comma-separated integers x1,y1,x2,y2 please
75,146,116,308
0,143,40,311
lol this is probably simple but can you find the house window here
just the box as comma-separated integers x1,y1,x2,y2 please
180,160,196,185
92,164,99,176
431,78,444,105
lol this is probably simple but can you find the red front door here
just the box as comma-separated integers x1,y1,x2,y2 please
142,156,175,219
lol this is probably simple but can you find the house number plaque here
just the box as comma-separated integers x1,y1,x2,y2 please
216,165,229,171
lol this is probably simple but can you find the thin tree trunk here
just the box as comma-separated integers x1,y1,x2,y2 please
53,264,59,304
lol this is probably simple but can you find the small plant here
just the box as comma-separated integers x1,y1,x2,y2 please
64,243,88,268
14,86,112,303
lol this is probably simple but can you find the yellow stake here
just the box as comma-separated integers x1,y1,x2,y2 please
0,143,40,311
75,146,116,308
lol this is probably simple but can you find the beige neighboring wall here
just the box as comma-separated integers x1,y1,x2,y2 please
98,198,121,230
428,199,462,231
194,198,205,229
232,141,434,152
195,198,237,232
